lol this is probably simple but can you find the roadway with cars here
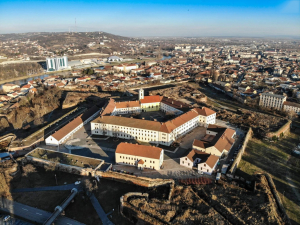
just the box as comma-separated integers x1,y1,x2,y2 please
0,198,84,225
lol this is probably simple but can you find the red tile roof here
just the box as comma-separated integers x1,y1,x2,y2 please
52,106,99,141
116,143,163,159
140,96,163,104
186,149,219,168
115,101,140,108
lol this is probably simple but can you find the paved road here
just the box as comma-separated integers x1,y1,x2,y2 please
89,194,114,225
0,198,84,225
12,184,77,193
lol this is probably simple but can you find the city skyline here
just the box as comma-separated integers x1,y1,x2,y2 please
0,0,299,37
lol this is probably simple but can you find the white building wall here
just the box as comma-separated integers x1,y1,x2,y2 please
45,136,59,146
180,157,194,169
115,150,163,170
197,162,217,175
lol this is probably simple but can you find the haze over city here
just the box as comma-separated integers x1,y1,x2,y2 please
0,0,299,36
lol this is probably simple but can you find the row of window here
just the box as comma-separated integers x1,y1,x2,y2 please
120,156,156,164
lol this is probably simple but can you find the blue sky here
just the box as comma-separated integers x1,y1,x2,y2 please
0,0,299,37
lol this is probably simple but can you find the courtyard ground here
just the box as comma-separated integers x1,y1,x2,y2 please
236,132,300,225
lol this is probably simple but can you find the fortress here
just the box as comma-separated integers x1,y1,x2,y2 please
91,89,216,146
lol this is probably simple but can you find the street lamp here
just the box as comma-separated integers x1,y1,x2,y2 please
55,174,58,185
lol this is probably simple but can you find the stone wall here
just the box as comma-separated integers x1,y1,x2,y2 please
97,171,175,188
263,173,292,225
266,120,291,138
24,156,98,176
229,127,253,174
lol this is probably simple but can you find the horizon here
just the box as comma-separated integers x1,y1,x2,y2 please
0,0,299,37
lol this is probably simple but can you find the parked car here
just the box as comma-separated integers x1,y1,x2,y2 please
75,181,81,185
3,215,10,222
198,171,203,175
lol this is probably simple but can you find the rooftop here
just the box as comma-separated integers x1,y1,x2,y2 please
116,142,163,159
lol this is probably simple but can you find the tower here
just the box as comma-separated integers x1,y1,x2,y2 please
139,88,144,100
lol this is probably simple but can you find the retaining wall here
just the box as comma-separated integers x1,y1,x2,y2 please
266,120,291,138
263,174,292,225
97,171,175,188
229,127,253,174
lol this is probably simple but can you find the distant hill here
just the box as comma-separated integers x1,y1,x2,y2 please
0,31,134,55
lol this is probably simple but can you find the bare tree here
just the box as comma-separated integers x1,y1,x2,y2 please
23,164,37,177
82,177,97,192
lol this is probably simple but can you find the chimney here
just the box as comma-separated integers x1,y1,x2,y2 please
181,105,182,108
172,101,174,104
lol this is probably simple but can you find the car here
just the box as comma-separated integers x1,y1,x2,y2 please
3,215,10,222
198,171,204,175
75,181,81,185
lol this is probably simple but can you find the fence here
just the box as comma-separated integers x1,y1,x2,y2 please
228,127,253,174
178,177,212,185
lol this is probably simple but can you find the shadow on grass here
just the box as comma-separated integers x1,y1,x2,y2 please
237,134,300,224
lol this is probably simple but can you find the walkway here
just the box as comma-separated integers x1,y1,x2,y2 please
89,194,114,225
12,184,77,193
0,198,84,225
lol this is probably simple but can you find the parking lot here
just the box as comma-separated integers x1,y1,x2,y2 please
179,126,207,149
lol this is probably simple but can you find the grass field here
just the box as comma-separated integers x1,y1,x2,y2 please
237,132,300,225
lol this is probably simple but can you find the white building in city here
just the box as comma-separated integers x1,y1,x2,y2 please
192,125,236,157
115,143,164,170
46,56,69,72
259,93,287,110
90,90,216,146
283,101,300,115
180,149,219,175
45,106,100,146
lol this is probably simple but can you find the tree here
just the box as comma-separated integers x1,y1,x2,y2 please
286,110,297,120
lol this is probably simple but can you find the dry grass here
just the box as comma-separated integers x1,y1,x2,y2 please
237,132,300,225
28,148,102,168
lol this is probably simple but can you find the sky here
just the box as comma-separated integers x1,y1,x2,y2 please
0,0,299,37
